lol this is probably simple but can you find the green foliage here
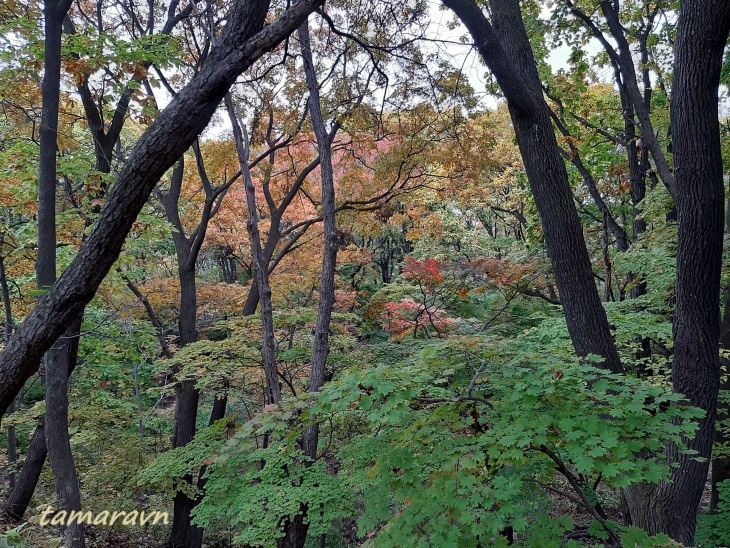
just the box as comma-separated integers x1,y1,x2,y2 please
0,524,30,548
194,445,354,547
137,418,231,497
197,334,703,546
697,480,730,548
618,526,680,547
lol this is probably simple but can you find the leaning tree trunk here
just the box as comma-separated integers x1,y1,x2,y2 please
1,313,82,522
624,1,730,544
441,0,623,374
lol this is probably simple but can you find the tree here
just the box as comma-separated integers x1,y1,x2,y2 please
37,0,83,545
621,2,730,542
441,0,623,375
156,153,233,548
3,0,193,523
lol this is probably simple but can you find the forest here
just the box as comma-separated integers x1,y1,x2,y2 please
0,0,728,546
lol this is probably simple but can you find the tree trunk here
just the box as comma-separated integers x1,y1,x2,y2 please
1,313,82,523
279,20,339,548
167,257,203,548
624,2,730,544
1,424,46,521
44,339,84,547
241,223,283,316
37,2,84,546
0,252,16,491
442,0,623,374
226,95,282,406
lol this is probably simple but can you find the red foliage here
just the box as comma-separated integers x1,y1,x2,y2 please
402,257,446,287
383,299,455,339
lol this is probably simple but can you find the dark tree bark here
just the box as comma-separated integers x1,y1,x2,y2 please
441,0,623,374
1,424,46,521
240,154,323,316
158,155,221,547
622,1,730,544
277,21,339,548
299,18,337,449
0,249,16,491
0,0,323,421
37,0,84,546
598,0,676,199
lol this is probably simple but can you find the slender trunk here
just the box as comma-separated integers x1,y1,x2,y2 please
0,252,16,490
44,339,84,547
122,271,173,359
602,211,613,302
625,2,730,544
242,224,282,316
6,397,16,491
1,424,46,521
278,21,339,548
38,2,83,546
167,261,203,548
298,17,336,460
133,361,145,439
225,95,281,405
599,0,676,199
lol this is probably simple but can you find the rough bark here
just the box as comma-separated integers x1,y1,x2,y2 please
0,0,324,420
298,18,337,454
623,1,730,544
166,264,203,548
44,337,84,548
442,0,623,374
278,21,339,548
1,424,46,521
0,313,82,523
161,164,201,547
